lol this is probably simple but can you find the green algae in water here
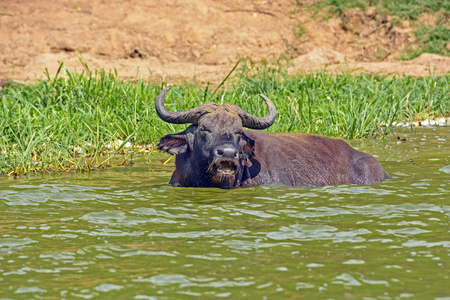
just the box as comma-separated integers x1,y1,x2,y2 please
0,128,449,299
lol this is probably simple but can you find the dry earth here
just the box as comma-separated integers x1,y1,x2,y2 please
1,0,449,85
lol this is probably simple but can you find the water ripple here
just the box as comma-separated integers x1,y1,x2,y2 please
80,210,177,225
134,274,255,288
1,184,113,206
0,237,37,253
94,245,177,257
267,224,372,243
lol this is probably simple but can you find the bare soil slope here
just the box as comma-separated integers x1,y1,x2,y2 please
1,0,449,85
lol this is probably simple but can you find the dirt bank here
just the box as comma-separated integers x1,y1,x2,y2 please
1,0,449,85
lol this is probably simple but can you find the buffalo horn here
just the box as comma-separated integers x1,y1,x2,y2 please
155,87,218,124
238,94,277,130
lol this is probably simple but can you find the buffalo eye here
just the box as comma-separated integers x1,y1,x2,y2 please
199,127,211,135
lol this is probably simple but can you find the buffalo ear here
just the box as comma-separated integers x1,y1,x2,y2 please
240,133,255,159
158,126,196,155
158,134,188,154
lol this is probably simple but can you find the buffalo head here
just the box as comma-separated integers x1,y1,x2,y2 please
156,87,276,188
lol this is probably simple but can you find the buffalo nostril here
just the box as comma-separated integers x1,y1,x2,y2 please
215,146,238,159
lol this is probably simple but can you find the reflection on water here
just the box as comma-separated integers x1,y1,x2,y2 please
0,128,449,299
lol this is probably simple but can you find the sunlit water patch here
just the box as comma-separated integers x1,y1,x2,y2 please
0,128,449,299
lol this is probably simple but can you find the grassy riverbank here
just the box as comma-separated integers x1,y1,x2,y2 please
1,62,449,176
308,0,450,59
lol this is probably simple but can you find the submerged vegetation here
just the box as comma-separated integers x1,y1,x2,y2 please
1,61,449,176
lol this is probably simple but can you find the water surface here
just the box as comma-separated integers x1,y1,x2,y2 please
0,127,449,299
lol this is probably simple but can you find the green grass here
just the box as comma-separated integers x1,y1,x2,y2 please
318,0,367,16
378,0,449,20
306,0,450,59
1,61,449,176
313,0,449,20
405,26,450,59
231,66,449,138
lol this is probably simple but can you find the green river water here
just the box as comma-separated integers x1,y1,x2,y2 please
0,127,449,299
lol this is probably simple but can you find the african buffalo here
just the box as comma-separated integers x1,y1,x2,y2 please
156,87,391,189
